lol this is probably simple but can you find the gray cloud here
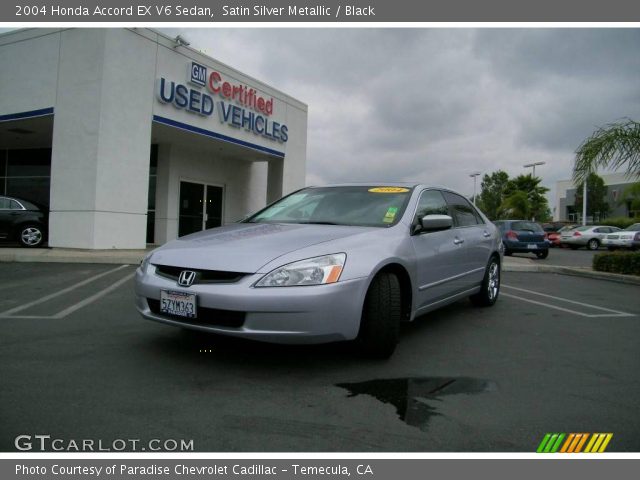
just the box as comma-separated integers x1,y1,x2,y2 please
163,28,640,202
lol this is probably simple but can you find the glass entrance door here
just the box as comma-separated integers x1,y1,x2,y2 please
178,181,223,237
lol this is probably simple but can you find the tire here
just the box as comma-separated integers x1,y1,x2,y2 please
18,224,44,248
535,250,549,259
356,272,402,359
587,239,599,250
470,256,501,307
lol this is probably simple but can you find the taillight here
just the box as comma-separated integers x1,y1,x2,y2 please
573,231,582,236
506,230,518,240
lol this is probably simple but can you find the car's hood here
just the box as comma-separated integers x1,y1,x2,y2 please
149,223,375,272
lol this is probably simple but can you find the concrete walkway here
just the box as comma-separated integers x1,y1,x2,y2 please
1,247,638,285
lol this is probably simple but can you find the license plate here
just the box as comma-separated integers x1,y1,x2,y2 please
527,244,537,249
160,290,197,318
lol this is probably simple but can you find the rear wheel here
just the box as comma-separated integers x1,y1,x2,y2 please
587,239,600,250
535,250,549,259
470,256,500,307
18,224,44,248
356,272,402,359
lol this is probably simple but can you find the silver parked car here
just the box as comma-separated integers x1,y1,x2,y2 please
135,184,503,358
602,223,640,250
560,225,621,250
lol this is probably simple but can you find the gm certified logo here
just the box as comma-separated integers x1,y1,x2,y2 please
189,62,207,87
178,270,197,287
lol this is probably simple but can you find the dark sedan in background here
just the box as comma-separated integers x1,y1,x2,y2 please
494,219,548,259
0,195,48,247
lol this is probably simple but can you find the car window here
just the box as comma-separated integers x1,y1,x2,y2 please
0,197,9,209
9,199,22,210
511,221,543,232
414,190,448,220
442,191,483,227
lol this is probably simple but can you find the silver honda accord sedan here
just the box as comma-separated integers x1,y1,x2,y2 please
135,184,503,357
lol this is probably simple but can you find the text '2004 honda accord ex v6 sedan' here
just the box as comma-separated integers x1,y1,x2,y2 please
135,184,503,358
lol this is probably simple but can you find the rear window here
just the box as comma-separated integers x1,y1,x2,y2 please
624,223,640,231
575,226,591,232
511,221,543,232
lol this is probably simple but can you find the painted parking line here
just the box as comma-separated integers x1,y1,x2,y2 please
0,265,131,319
501,284,635,318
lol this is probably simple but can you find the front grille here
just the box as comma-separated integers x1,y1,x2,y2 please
154,265,247,284
147,298,245,328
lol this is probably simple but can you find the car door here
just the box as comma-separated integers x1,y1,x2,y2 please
441,191,493,288
0,197,14,239
410,189,469,310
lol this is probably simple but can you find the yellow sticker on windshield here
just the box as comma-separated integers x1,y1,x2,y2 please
369,187,410,193
383,207,398,223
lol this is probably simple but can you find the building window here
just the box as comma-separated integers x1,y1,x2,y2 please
0,148,51,208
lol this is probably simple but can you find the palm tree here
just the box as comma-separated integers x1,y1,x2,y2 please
573,119,640,184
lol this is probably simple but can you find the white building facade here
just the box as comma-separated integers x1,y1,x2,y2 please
0,28,307,249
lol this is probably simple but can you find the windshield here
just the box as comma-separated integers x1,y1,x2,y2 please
246,186,414,227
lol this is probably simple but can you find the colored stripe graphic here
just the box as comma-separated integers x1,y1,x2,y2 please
538,433,613,453
537,433,565,453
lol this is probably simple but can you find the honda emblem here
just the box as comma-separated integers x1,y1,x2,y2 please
177,270,196,287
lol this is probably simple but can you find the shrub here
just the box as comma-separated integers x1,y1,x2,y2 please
600,216,640,229
593,251,640,276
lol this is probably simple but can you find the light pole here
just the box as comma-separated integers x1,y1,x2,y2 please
523,161,546,179
523,162,545,221
470,172,481,205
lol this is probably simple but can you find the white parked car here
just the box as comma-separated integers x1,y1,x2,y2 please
560,225,621,250
602,223,640,251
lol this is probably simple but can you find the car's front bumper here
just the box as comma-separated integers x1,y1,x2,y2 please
134,265,370,344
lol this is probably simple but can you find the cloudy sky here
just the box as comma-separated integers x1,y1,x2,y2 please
167,29,639,206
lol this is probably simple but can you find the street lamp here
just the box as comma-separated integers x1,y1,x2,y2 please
523,161,546,178
523,162,545,221
469,172,481,205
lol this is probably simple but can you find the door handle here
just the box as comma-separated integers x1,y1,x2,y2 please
453,237,464,245
483,231,491,238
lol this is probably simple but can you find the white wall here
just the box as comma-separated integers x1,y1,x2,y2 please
0,28,308,249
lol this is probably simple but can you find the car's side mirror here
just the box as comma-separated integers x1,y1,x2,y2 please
419,214,453,232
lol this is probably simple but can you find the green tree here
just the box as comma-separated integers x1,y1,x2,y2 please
499,191,531,219
573,172,610,220
573,119,640,184
476,170,510,220
502,174,550,221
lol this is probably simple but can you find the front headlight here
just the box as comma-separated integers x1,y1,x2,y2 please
255,253,346,287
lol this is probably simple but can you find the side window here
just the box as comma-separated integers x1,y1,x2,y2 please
9,200,22,210
415,190,448,220
442,191,483,227
0,198,10,209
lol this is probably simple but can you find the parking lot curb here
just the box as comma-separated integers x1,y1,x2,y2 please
503,263,640,285
0,248,146,265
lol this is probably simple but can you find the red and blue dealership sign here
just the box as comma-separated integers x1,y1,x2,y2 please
156,61,288,143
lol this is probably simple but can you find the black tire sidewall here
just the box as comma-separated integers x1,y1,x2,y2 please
357,272,402,358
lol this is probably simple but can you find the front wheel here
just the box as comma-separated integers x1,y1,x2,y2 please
535,250,549,259
18,224,44,248
470,256,500,307
356,272,402,359
587,239,600,250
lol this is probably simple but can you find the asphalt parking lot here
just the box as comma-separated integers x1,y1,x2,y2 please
0,262,638,452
